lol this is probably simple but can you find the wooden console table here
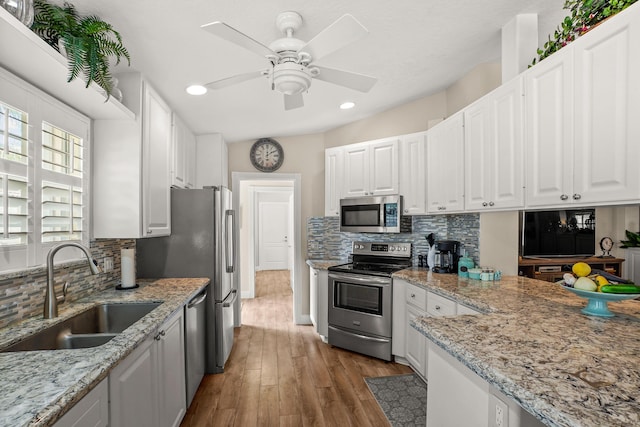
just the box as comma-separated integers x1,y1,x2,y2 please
518,256,625,282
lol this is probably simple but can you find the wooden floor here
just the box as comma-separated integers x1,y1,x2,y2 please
181,270,412,427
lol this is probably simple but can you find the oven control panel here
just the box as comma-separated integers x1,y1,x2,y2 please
352,241,412,257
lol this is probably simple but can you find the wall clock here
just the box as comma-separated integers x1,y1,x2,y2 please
250,138,284,172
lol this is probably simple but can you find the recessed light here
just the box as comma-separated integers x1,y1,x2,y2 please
186,85,207,95
340,101,355,110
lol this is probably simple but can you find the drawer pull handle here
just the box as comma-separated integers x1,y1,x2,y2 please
411,293,416,298
435,305,441,310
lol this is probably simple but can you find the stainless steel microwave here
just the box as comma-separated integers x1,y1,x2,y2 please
339,195,411,233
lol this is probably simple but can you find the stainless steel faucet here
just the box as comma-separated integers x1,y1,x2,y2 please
44,242,102,319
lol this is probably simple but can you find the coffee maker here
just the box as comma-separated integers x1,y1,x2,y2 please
432,240,460,273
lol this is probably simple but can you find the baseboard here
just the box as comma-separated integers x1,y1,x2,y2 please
296,314,312,325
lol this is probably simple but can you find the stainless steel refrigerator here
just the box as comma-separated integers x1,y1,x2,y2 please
137,187,237,375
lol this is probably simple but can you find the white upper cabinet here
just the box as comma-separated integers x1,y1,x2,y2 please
343,137,399,198
171,114,197,189
399,132,428,215
526,4,640,208
324,146,344,216
465,77,524,211
196,134,228,189
427,112,465,213
93,72,172,238
524,46,574,207
571,6,640,205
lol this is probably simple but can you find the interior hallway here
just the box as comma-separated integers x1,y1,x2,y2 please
181,270,412,426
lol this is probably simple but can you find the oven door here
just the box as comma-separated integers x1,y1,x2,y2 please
328,272,392,338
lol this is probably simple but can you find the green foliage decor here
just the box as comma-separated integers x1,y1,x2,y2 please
30,0,130,99
532,0,637,66
620,230,640,248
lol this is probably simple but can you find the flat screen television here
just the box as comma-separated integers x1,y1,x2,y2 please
521,209,596,258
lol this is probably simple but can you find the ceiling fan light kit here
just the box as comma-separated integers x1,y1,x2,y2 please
200,11,377,110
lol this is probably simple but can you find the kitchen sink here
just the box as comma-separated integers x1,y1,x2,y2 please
1,302,161,352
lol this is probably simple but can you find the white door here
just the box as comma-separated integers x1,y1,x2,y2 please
257,201,290,270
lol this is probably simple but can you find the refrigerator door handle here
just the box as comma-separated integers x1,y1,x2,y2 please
225,209,237,273
222,289,238,307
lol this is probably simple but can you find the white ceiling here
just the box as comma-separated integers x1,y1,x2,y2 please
70,0,566,142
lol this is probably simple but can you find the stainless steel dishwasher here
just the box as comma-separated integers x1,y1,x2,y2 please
185,286,207,406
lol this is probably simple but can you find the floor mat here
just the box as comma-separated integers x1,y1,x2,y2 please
365,373,427,427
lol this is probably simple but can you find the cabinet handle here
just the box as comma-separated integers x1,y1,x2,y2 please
404,209,408,213
154,330,166,340
560,194,569,201
411,293,416,298
573,194,581,200
148,229,153,234
482,202,488,207
435,305,441,310
489,201,495,206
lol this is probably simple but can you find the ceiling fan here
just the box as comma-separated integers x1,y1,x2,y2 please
201,11,377,110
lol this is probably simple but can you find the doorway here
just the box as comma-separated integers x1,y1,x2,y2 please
232,172,303,326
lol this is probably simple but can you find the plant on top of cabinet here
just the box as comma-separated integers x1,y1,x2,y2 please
31,0,130,99
532,0,637,65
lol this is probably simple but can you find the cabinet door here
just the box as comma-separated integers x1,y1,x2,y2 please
316,270,329,338
343,143,370,197
465,79,524,211
427,112,465,213
464,98,492,211
399,132,427,215
524,49,574,208
309,267,318,328
184,130,197,189
143,83,172,237
491,78,524,210
369,138,399,196
572,7,640,205
391,279,406,357
157,310,187,427
324,147,344,216
405,304,427,377
171,114,187,188
110,336,157,427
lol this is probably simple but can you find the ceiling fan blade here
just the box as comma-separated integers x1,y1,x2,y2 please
201,21,275,58
204,71,266,90
284,93,304,111
313,66,377,92
299,14,368,62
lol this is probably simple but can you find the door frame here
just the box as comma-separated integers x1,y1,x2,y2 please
232,172,305,325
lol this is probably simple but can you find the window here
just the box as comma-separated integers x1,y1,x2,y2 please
0,69,90,271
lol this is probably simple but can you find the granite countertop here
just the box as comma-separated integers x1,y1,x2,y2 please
0,277,209,427
393,268,640,427
306,259,347,270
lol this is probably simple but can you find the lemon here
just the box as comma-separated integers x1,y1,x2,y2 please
595,275,608,292
572,262,592,278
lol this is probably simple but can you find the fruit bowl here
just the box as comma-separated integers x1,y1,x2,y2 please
558,281,640,317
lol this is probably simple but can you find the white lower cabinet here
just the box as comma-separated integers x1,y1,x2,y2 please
309,266,329,340
427,342,544,427
53,378,109,427
109,310,186,427
393,279,482,380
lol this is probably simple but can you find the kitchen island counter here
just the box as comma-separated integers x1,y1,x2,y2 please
0,277,209,427
306,259,347,270
394,268,640,427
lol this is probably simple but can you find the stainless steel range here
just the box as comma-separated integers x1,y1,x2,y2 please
328,241,411,361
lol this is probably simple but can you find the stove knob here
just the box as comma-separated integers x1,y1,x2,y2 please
358,244,365,250
389,246,395,251
403,247,408,251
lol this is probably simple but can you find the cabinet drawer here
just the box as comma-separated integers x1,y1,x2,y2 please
405,284,427,310
427,292,456,317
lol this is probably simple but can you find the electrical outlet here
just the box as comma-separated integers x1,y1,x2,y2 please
496,404,504,427
103,257,113,272
490,394,509,427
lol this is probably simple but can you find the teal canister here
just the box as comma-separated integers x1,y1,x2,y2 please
458,256,474,278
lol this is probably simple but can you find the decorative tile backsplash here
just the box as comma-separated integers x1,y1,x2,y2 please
0,239,134,328
307,214,480,266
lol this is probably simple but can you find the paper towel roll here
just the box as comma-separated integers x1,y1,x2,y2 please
121,249,136,288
